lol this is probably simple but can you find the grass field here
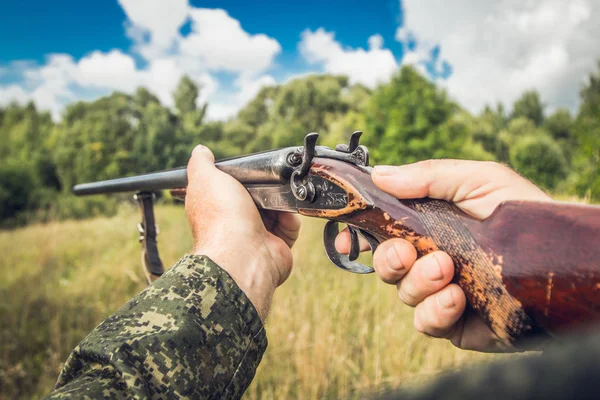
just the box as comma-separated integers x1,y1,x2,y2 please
0,204,511,399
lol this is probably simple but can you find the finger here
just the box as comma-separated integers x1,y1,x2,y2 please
187,144,216,187
372,238,417,284
185,145,238,242
271,212,301,248
261,211,300,236
275,213,301,238
186,144,254,210
261,210,277,231
186,144,232,205
413,284,466,338
334,227,371,254
397,251,454,307
185,145,217,214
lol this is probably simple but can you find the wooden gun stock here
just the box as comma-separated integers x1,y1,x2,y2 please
302,158,600,345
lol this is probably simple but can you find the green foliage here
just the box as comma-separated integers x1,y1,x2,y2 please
1,63,599,226
231,75,368,153
364,66,492,164
543,108,577,163
174,75,207,120
0,162,38,221
237,86,278,129
488,116,571,191
53,93,138,188
0,102,59,225
545,108,573,141
471,105,510,162
0,102,54,161
510,135,568,190
52,82,202,191
483,103,508,131
49,194,119,221
498,117,538,149
511,90,545,126
573,62,600,201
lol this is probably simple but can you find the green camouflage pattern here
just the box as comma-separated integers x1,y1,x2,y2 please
47,255,267,400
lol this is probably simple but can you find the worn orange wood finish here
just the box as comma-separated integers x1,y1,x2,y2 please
304,158,600,346
470,202,600,336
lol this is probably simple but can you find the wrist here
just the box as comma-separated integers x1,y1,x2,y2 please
192,242,278,322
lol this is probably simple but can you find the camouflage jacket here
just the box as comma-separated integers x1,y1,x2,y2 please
48,255,266,399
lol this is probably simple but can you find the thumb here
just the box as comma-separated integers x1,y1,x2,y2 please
187,144,216,189
371,159,479,201
371,159,551,220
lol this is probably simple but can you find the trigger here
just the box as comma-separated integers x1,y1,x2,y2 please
323,221,377,274
348,227,360,261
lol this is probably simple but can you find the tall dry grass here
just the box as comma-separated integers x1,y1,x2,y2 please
0,205,510,399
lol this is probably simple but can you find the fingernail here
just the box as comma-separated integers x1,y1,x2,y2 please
191,145,215,163
437,289,455,309
386,245,404,271
423,253,444,281
192,144,206,156
373,165,399,176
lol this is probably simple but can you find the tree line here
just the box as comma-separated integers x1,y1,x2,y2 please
1,65,599,226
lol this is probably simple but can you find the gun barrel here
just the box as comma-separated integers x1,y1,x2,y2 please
72,148,298,196
72,168,188,195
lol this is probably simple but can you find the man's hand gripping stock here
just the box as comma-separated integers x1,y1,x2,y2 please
336,160,552,352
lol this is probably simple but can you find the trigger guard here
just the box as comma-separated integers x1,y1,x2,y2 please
348,227,360,261
323,221,378,274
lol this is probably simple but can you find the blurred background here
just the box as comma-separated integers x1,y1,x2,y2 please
1,0,599,398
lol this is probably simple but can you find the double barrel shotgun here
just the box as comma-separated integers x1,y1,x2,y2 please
72,131,600,348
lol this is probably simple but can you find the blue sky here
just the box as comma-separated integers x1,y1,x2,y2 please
0,0,416,119
0,0,404,68
1,1,599,120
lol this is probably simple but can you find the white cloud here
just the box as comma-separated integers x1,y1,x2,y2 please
15,54,79,118
139,58,217,108
0,2,279,121
204,103,240,121
118,0,189,59
299,28,398,89
141,58,185,106
76,50,140,91
236,75,277,106
398,0,600,112
205,74,276,121
179,8,281,75
0,51,219,120
0,85,29,106
2,52,143,119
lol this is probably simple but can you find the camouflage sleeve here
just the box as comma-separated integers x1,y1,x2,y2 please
46,255,267,400
374,331,600,400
